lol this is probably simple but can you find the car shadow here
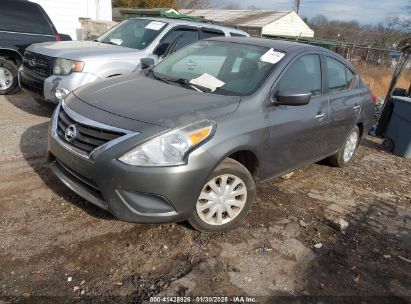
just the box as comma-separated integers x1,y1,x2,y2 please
361,136,385,152
20,121,115,221
4,91,55,117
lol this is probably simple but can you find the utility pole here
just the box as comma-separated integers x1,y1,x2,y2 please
295,0,301,14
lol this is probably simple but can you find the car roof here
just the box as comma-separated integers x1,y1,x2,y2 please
209,36,325,52
128,17,248,35
207,37,352,65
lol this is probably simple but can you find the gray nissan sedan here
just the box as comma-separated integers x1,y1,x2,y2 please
47,37,375,232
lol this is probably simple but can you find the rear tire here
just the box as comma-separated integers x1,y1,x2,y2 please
0,58,19,95
329,126,360,167
188,158,256,233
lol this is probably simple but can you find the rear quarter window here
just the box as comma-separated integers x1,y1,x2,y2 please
346,68,357,90
0,1,55,35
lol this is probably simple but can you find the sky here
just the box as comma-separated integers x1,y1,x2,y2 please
235,0,410,24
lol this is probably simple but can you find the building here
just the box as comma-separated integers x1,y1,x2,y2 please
180,9,314,38
29,0,113,40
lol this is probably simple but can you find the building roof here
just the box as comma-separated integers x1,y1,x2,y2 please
180,9,291,28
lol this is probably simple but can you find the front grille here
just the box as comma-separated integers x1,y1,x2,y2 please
57,108,126,156
23,51,54,78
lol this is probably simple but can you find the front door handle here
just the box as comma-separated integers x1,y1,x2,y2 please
315,112,327,120
353,104,361,110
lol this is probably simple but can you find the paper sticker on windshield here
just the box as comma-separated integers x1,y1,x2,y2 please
145,21,166,31
260,49,285,64
190,73,225,92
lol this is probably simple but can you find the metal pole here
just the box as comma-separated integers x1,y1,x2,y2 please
295,0,301,14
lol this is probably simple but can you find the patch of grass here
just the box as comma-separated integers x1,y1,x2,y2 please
353,62,411,98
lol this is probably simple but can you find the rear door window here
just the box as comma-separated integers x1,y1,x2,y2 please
326,57,348,92
174,30,200,51
0,1,54,35
278,54,322,95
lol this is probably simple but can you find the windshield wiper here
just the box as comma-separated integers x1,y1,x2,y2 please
96,40,118,45
151,70,177,86
151,71,208,93
175,78,208,93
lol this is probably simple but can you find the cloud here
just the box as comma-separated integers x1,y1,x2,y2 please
235,0,409,24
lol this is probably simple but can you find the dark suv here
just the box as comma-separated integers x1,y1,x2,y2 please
0,0,71,95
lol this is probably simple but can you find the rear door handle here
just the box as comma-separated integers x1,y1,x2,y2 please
315,112,326,120
353,104,361,110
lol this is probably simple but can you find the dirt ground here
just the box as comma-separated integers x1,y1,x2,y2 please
0,92,410,304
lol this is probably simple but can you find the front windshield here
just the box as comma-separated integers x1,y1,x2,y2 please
152,40,284,96
97,19,167,50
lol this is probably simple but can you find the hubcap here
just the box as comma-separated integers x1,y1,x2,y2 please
0,67,13,90
196,174,247,226
343,131,358,163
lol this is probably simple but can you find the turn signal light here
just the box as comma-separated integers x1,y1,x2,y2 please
189,127,212,145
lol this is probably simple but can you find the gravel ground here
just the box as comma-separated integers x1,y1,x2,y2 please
0,92,410,304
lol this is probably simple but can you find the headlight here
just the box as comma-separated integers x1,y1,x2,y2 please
118,120,215,166
53,58,84,75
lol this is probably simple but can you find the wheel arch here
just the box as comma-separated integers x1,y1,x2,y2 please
0,48,23,66
215,148,260,179
357,122,364,138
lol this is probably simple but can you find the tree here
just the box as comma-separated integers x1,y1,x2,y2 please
113,0,237,9
112,0,177,8
310,14,328,26
309,14,410,49
222,1,241,9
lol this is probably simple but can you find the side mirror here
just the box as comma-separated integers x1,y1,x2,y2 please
140,58,155,70
153,42,170,56
273,89,312,106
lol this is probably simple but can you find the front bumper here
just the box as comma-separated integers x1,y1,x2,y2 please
19,67,101,104
47,104,217,223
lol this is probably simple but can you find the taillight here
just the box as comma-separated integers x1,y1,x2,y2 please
55,34,61,41
370,93,377,103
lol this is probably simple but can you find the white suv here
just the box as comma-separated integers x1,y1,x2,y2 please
19,17,249,104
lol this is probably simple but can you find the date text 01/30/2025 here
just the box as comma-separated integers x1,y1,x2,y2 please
149,296,257,303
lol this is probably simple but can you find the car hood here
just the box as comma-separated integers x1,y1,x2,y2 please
27,41,141,60
72,73,241,129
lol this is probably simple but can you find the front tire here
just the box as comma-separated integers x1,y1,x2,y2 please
0,58,19,95
188,158,256,233
329,126,360,167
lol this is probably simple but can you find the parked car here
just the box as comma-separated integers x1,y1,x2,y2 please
19,17,248,104
46,38,375,232
0,0,71,95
